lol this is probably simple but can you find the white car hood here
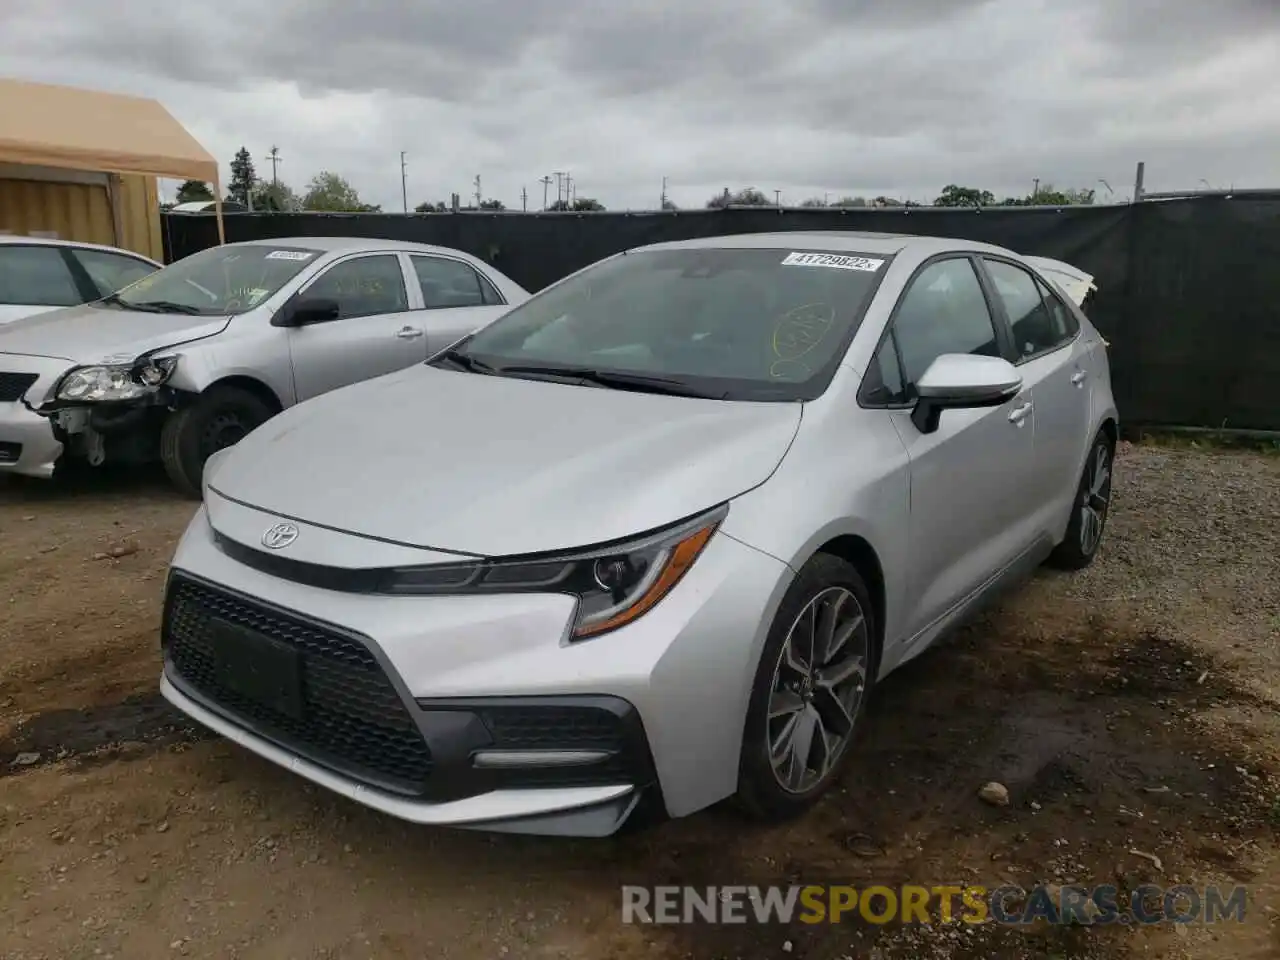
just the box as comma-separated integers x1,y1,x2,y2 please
209,364,803,557
0,302,229,363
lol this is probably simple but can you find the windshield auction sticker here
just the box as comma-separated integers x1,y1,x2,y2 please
264,250,314,261
781,252,884,271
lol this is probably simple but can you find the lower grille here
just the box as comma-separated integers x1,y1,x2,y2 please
163,574,433,795
0,372,38,403
0,441,20,464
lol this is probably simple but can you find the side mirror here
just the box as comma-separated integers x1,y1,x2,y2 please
910,354,1022,434
276,296,340,327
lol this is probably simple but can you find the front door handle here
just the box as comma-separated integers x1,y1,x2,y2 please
395,326,424,339
1070,370,1088,386
1008,402,1033,425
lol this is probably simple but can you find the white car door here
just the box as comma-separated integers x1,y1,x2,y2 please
0,243,85,324
979,257,1093,540
286,252,428,402
406,253,514,354
861,256,1040,642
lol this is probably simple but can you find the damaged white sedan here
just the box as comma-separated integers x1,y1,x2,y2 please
0,237,527,494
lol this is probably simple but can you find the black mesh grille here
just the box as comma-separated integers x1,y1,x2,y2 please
475,704,634,786
0,373,38,403
164,574,432,794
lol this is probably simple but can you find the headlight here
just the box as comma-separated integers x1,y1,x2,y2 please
57,357,177,402
382,504,727,639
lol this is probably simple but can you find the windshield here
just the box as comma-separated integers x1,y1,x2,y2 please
443,247,891,401
98,244,322,316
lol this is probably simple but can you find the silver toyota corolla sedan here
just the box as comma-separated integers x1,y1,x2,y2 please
0,237,527,493
161,231,1118,837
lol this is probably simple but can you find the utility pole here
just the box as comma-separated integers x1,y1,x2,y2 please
400,152,409,213
1133,161,1145,202
566,174,574,205
660,176,667,209
539,175,552,210
266,146,282,185
520,186,528,211
553,171,566,207
774,189,781,206
1032,177,1040,199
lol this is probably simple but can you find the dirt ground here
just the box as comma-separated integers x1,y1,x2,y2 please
1,446,1277,960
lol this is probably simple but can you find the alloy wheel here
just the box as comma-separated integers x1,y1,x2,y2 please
1079,442,1112,555
767,586,869,794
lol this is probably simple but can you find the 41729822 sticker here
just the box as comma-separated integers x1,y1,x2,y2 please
781,252,884,271
264,250,314,261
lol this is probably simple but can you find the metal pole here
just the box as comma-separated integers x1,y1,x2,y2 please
401,152,408,213
1133,162,1145,202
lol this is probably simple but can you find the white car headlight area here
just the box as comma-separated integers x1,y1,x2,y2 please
56,356,177,402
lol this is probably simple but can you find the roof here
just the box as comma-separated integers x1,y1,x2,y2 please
0,233,161,263
226,236,473,256
0,77,217,183
636,230,1016,257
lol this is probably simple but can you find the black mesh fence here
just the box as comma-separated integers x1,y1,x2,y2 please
162,198,1280,430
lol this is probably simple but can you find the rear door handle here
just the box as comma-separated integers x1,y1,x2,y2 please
1008,402,1033,425
395,326,424,339
1070,370,1088,386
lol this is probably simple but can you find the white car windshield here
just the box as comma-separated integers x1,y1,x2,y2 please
98,244,322,316
445,247,891,401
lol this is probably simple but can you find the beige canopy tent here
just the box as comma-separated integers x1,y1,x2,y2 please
0,77,224,244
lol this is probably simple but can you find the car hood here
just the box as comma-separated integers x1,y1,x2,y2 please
209,365,803,557
0,302,229,363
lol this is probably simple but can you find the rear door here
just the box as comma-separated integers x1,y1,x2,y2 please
860,255,1039,642
0,244,87,323
977,256,1091,540
286,252,428,401
407,254,514,354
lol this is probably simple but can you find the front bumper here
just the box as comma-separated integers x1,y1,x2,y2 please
0,358,69,478
162,504,792,835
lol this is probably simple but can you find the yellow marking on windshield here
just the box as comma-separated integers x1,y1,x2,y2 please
771,302,835,363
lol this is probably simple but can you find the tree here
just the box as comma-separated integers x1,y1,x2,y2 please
706,187,772,208
571,197,605,211
478,198,506,210
800,197,827,208
934,184,996,207
252,181,299,212
175,180,214,204
301,171,379,212
1028,184,1096,206
661,198,679,211
226,147,256,206
415,200,448,213
831,196,867,207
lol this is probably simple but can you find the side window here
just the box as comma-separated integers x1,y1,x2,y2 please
70,249,158,296
478,272,504,305
411,256,491,309
891,258,1002,397
860,331,906,405
0,245,83,306
984,259,1065,359
1033,274,1080,340
306,255,408,319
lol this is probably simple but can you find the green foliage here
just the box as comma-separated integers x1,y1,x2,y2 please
252,181,299,212
226,147,255,206
415,200,449,212
175,180,214,203
934,184,996,207
302,171,380,212
706,187,772,208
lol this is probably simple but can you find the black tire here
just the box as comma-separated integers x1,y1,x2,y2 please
736,553,877,822
1047,429,1115,571
160,385,275,498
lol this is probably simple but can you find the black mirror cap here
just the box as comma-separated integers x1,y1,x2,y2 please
274,296,341,327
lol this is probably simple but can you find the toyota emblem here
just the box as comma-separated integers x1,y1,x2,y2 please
261,521,299,550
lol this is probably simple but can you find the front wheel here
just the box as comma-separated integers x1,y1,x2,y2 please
160,385,275,498
1047,430,1114,570
736,553,876,822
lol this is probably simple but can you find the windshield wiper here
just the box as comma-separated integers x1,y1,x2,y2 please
434,348,496,374
122,300,207,316
495,363,724,398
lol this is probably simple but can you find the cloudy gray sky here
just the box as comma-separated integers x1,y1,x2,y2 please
3,0,1278,210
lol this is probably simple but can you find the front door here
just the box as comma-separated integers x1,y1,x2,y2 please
287,253,427,401
870,256,1040,642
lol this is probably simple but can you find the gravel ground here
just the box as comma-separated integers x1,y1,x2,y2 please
0,445,1277,960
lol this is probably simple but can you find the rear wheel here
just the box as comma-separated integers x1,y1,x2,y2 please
1048,430,1114,570
736,554,876,821
160,385,274,498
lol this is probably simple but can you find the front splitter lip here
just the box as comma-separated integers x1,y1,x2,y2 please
159,671,638,835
